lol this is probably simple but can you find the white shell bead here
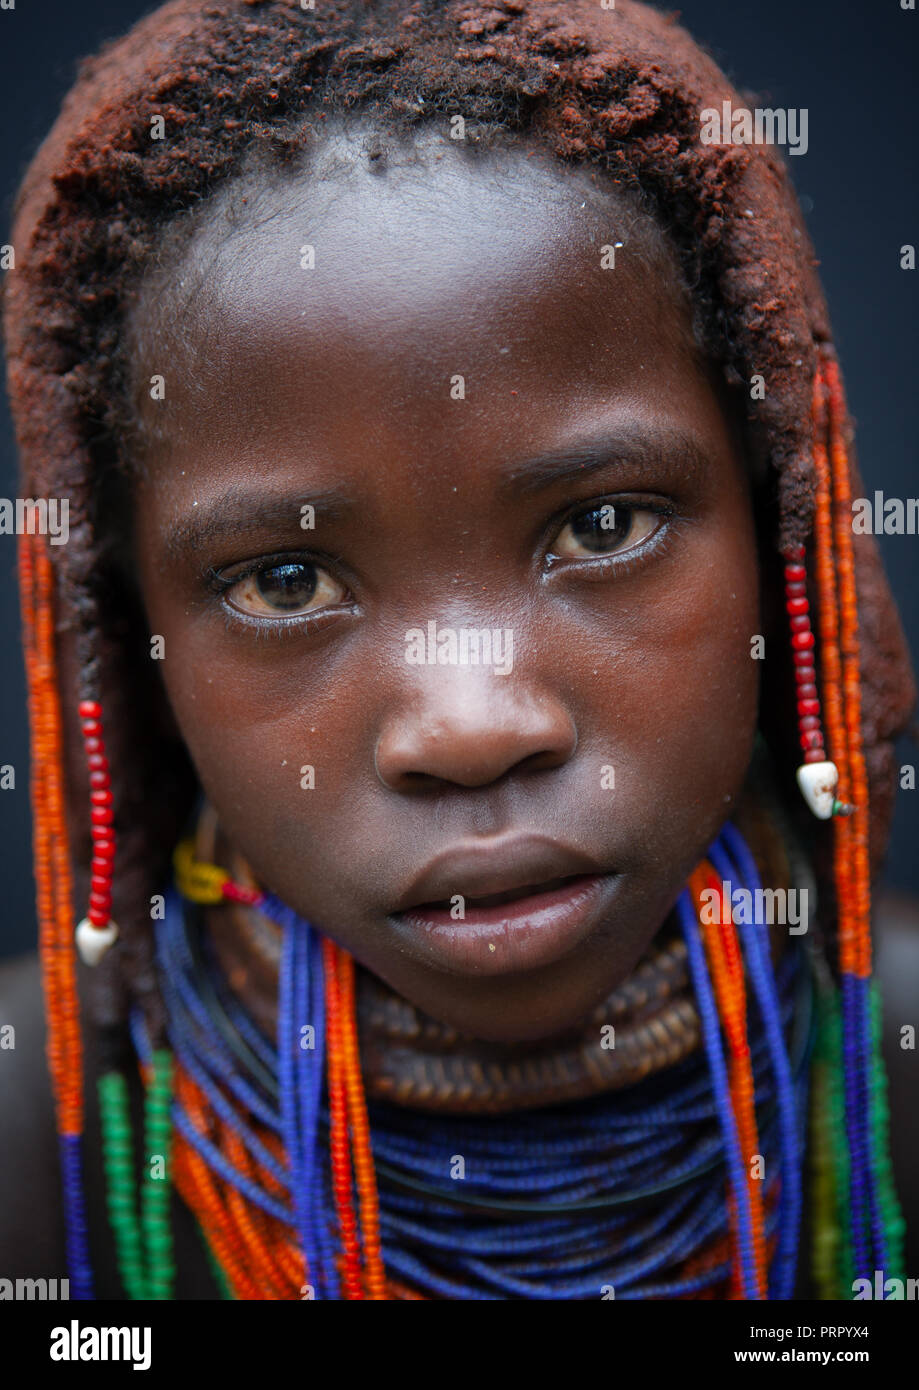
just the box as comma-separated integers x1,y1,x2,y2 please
75,916,119,966
796,761,839,820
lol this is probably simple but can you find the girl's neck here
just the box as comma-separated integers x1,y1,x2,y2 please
197,754,796,1114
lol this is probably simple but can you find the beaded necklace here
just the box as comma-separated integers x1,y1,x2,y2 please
89,819,820,1300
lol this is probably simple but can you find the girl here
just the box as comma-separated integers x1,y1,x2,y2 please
2,0,916,1300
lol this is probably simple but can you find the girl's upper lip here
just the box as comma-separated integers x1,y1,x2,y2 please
389,833,608,915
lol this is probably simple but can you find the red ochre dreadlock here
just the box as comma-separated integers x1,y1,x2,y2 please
3,0,916,1300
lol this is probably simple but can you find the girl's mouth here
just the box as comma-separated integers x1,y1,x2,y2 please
388,871,621,977
426,873,583,911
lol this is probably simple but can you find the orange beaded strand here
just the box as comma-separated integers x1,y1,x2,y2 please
219,1118,296,1298
823,353,872,981
811,362,856,971
18,530,83,1138
690,867,768,1300
322,936,365,1299
249,1127,326,1285
172,1068,265,1299
333,947,388,1299
36,543,84,1127
171,1137,261,1300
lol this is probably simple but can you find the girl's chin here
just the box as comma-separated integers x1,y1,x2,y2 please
366,946,659,1047
385,983,614,1046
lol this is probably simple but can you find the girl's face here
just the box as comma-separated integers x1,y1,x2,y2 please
130,123,760,1042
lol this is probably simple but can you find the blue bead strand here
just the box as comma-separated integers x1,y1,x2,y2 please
676,884,760,1298
711,823,803,1300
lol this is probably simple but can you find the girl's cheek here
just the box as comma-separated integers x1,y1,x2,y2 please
600,539,759,823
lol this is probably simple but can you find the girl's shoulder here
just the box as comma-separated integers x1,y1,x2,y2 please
0,951,69,1277
0,951,216,1298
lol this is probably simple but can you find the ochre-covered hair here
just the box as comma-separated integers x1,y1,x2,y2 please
2,0,916,1300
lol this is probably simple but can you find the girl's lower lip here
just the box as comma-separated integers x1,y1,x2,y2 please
387,872,619,977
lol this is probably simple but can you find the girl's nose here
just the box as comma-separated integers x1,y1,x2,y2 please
373,666,577,791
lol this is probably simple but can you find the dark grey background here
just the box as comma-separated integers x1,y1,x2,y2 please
1,1,916,955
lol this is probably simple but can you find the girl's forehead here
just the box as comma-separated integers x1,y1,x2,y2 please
126,124,708,469
131,120,692,360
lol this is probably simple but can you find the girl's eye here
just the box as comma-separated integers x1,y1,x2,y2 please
224,560,348,618
549,502,664,560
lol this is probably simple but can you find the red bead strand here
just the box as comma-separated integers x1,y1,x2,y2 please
78,698,116,929
783,550,829,766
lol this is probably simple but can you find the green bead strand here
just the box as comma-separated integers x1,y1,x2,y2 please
867,981,907,1280
142,1049,176,1300
99,1049,178,1300
98,1071,148,1301
808,980,855,1299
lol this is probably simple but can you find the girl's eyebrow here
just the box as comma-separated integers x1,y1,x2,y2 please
162,424,711,563
162,485,355,562
500,423,710,499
